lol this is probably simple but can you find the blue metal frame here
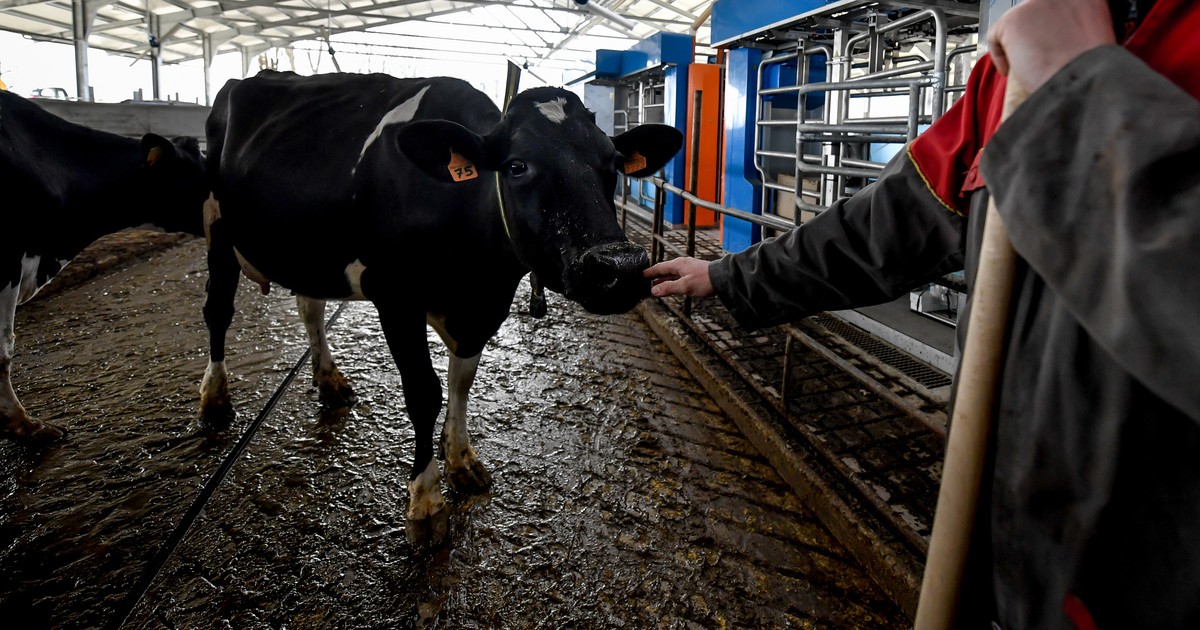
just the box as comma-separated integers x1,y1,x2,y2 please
592,32,694,224
721,47,762,252
712,0,832,48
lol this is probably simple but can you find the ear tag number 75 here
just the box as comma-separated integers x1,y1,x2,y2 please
448,151,479,182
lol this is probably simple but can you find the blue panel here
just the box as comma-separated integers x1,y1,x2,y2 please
721,47,763,252
712,0,829,47
763,60,799,110
804,55,827,111
593,33,694,81
594,50,624,78
618,51,650,77
597,33,694,223
661,64,687,224
630,32,693,69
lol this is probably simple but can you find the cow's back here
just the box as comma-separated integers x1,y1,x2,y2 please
206,72,503,298
210,72,498,198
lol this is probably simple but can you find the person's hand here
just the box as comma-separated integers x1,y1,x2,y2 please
643,257,715,298
988,0,1116,93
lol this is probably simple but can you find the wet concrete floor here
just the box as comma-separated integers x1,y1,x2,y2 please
0,237,908,629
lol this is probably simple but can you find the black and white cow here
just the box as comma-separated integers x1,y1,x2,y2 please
202,70,681,546
1,90,208,441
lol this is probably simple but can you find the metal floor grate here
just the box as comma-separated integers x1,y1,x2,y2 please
815,314,953,390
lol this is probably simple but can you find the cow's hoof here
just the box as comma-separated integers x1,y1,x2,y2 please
405,507,450,549
2,415,67,443
446,458,493,495
199,400,236,431
317,370,356,408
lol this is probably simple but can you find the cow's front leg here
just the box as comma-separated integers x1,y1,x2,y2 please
443,352,492,494
199,196,241,428
0,279,65,441
378,303,448,547
296,296,355,407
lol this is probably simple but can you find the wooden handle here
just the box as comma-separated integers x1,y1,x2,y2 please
913,77,1028,630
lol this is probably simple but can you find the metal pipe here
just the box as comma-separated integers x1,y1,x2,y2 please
798,162,883,179
908,83,922,142
690,1,712,32
651,177,796,232
148,12,162,100
796,123,911,134
843,8,947,116
799,133,910,144
842,115,934,125
572,0,637,32
758,119,799,127
686,87,700,259
846,60,935,83
202,33,214,106
72,0,90,102
757,149,798,160
619,173,629,232
650,180,665,264
841,157,887,170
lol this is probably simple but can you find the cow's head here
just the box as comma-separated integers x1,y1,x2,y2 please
140,133,208,237
396,87,682,315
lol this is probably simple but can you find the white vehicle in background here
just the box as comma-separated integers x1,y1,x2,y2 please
28,86,69,100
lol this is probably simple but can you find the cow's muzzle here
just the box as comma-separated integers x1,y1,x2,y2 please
564,241,651,315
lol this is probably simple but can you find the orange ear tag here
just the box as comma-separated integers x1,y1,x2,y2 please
447,151,479,182
146,146,163,166
623,151,647,175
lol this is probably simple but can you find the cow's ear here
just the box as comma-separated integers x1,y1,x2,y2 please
395,120,496,184
140,133,178,167
611,124,683,178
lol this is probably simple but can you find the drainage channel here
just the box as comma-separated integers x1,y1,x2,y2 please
105,302,348,630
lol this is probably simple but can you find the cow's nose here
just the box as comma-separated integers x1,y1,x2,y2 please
577,241,649,285
567,241,651,314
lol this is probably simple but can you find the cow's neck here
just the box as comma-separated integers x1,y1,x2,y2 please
493,171,546,316
43,134,163,243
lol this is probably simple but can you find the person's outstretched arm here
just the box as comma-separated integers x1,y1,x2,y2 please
644,50,1019,332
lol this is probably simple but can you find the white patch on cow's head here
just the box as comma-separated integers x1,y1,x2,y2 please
359,85,432,161
535,97,569,124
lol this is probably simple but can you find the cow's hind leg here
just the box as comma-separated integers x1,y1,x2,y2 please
442,352,492,494
296,296,355,407
0,276,65,442
378,303,448,547
199,196,241,428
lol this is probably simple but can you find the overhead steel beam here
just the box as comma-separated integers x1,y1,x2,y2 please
290,40,592,71
453,0,689,28
643,0,697,21
336,30,595,60
0,0,55,9
168,6,477,62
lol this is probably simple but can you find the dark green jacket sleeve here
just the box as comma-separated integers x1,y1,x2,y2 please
708,150,968,331
982,45,1200,422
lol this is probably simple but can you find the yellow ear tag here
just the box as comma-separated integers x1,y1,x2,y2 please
623,151,647,175
447,151,479,182
146,146,163,166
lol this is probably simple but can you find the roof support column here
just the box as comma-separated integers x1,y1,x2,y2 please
148,12,163,100
202,33,213,105
240,46,252,79
72,0,95,101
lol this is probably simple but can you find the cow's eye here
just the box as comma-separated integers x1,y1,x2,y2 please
506,160,528,177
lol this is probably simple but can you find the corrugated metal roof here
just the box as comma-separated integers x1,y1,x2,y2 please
0,0,714,75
